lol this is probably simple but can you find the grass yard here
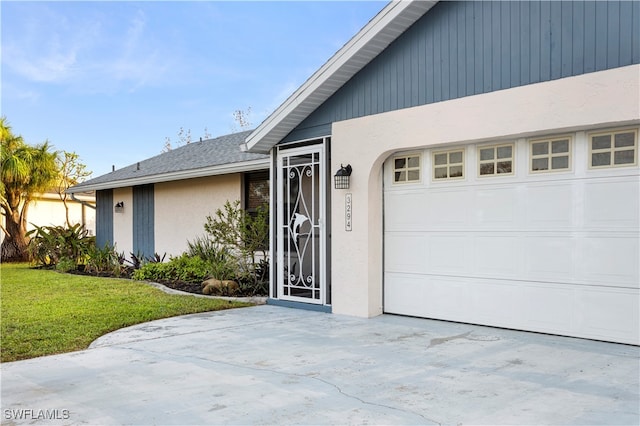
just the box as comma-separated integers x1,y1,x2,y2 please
0,263,252,362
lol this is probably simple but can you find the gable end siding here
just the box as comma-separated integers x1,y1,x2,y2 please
283,0,640,143
133,184,155,258
96,189,114,248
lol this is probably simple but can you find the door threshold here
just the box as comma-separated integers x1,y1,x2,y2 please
267,298,332,313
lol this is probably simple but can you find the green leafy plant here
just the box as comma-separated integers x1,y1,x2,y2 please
187,236,237,281
131,262,165,281
127,252,166,270
85,243,122,277
186,235,220,261
27,224,95,268
203,200,269,289
1,118,60,262
132,254,210,283
55,257,78,273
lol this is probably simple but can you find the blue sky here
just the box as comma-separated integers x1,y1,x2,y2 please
1,1,385,177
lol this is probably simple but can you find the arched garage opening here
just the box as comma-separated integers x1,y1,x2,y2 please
382,132,639,345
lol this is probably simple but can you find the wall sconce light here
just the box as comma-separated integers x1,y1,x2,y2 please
114,201,124,213
334,164,352,189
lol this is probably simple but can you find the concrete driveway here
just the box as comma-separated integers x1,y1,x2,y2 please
1,305,638,425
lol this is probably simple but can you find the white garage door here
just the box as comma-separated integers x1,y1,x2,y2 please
384,130,639,345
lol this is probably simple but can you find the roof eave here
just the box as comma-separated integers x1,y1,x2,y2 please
245,0,437,154
66,158,270,193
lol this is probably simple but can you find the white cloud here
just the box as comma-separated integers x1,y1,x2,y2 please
1,84,41,104
96,9,173,93
2,4,180,94
3,9,90,84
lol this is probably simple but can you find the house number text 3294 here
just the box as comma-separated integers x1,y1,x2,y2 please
345,193,352,231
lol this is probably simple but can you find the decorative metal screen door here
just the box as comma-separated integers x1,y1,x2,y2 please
276,144,326,304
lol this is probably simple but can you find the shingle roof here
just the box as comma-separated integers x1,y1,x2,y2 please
68,130,269,193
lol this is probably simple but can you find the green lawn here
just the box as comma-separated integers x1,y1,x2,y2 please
0,263,252,362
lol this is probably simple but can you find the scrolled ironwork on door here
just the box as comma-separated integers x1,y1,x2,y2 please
282,153,321,300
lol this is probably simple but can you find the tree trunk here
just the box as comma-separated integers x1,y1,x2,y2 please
1,208,30,262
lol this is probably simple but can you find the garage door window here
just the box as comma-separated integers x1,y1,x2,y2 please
394,155,421,183
530,137,571,172
433,149,464,180
478,144,514,176
589,129,638,168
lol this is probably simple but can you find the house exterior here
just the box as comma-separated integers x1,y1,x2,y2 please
0,191,96,243
243,1,640,345
68,131,270,258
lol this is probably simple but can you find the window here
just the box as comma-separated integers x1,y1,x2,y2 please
245,171,270,214
589,129,638,168
393,154,421,183
478,144,514,176
530,137,571,172
433,149,464,180
244,171,269,250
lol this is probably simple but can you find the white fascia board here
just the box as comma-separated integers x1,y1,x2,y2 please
66,158,270,193
34,192,94,201
245,0,437,153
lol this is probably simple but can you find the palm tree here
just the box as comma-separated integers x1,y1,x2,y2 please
1,117,60,261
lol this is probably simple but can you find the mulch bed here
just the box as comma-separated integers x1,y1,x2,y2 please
66,268,204,295
66,268,266,297
154,280,203,295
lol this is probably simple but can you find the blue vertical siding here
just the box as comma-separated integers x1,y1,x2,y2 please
133,184,154,258
584,2,596,73
633,1,640,64
572,1,584,75
619,1,634,66
283,0,639,143
95,189,113,248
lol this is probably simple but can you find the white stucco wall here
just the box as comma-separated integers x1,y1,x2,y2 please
154,174,242,257
112,187,133,256
330,64,640,318
29,194,95,232
1,193,96,243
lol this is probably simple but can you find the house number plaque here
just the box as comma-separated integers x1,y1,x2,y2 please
345,193,352,231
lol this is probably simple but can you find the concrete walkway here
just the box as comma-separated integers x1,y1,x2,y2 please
1,305,638,425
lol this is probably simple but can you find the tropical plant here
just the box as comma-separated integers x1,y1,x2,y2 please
186,236,237,281
186,235,221,261
85,243,123,277
27,224,95,268
56,257,78,273
127,252,145,270
1,117,60,261
126,251,166,269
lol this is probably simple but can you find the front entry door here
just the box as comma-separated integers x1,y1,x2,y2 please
276,144,326,304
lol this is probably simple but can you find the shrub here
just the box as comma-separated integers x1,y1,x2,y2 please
132,254,210,283
55,257,78,273
238,258,269,296
204,201,268,261
126,251,166,270
187,236,237,281
85,243,122,277
203,200,269,288
27,224,95,267
186,236,220,261
130,200,270,296
131,262,166,281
